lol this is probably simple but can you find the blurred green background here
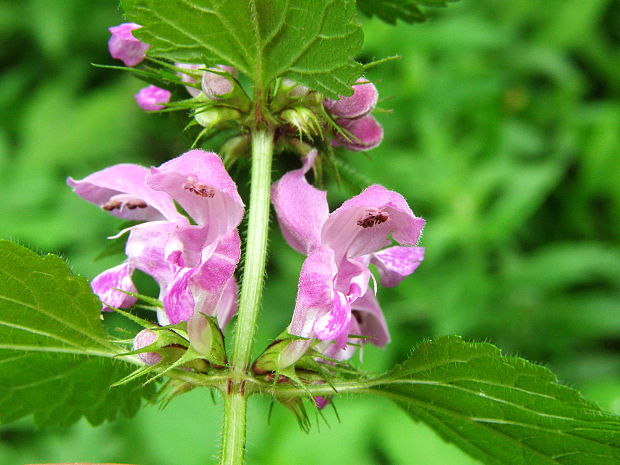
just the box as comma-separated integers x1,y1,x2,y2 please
1,0,620,464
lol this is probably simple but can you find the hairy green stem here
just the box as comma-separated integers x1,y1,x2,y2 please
219,127,274,465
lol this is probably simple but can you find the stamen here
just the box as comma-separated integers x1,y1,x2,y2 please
183,178,215,198
357,211,388,228
101,195,148,212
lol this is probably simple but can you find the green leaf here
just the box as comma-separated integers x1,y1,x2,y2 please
121,0,363,98
0,240,154,427
357,0,459,25
372,336,620,465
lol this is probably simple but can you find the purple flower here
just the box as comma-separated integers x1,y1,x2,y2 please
135,85,171,111
272,151,425,364
108,23,149,67
333,115,384,152
90,263,137,311
324,77,378,120
68,150,244,328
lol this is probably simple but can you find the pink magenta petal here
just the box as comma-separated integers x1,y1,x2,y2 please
148,150,244,242
323,77,378,119
271,150,328,254
135,85,171,111
351,290,390,348
67,164,182,222
371,246,425,287
333,115,384,151
108,23,149,67
162,229,240,325
321,184,425,260
91,263,137,311
214,277,238,328
125,220,188,285
314,290,352,345
289,246,338,339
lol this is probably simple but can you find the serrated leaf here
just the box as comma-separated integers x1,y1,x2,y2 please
121,0,363,98
373,336,620,465
0,240,154,427
357,0,459,25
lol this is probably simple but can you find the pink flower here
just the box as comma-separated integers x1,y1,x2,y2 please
68,150,244,328
323,77,378,119
132,329,162,365
332,115,384,151
135,85,171,111
272,151,425,364
90,263,137,312
108,23,149,67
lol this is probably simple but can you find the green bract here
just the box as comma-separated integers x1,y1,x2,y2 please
121,0,364,98
0,240,154,427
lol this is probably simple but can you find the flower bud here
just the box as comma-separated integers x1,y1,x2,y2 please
108,23,149,67
91,263,137,312
280,107,322,138
176,63,203,97
135,85,171,111
194,107,241,129
333,115,384,151
202,66,236,99
282,78,310,98
323,77,378,119
132,329,162,365
187,313,227,366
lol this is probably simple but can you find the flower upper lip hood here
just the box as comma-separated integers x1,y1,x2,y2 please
67,163,183,222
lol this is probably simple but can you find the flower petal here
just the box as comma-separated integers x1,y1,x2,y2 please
108,23,149,67
371,246,424,287
323,77,378,119
214,277,238,328
68,164,181,222
134,85,171,111
271,150,328,254
289,246,337,339
91,263,137,311
147,150,244,242
322,184,425,260
333,115,383,151
125,220,187,285
314,290,352,347
351,290,390,347
191,230,241,321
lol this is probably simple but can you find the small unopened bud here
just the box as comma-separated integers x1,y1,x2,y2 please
253,338,311,374
108,23,149,67
135,85,171,111
282,78,310,98
202,65,236,99
132,329,162,365
187,313,227,366
324,77,378,119
194,107,241,129
281,107,322,138
333,115,384,151
176,63,203,97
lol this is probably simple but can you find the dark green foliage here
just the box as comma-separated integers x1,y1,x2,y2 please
357,0,460,24
121,0,364,97
375,337,620,465
0,241,154,427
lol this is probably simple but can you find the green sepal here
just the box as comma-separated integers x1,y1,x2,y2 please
187,314,227,367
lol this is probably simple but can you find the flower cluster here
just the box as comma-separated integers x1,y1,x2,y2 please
264,150,425,369
92,22,425,381
68,150,244,334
